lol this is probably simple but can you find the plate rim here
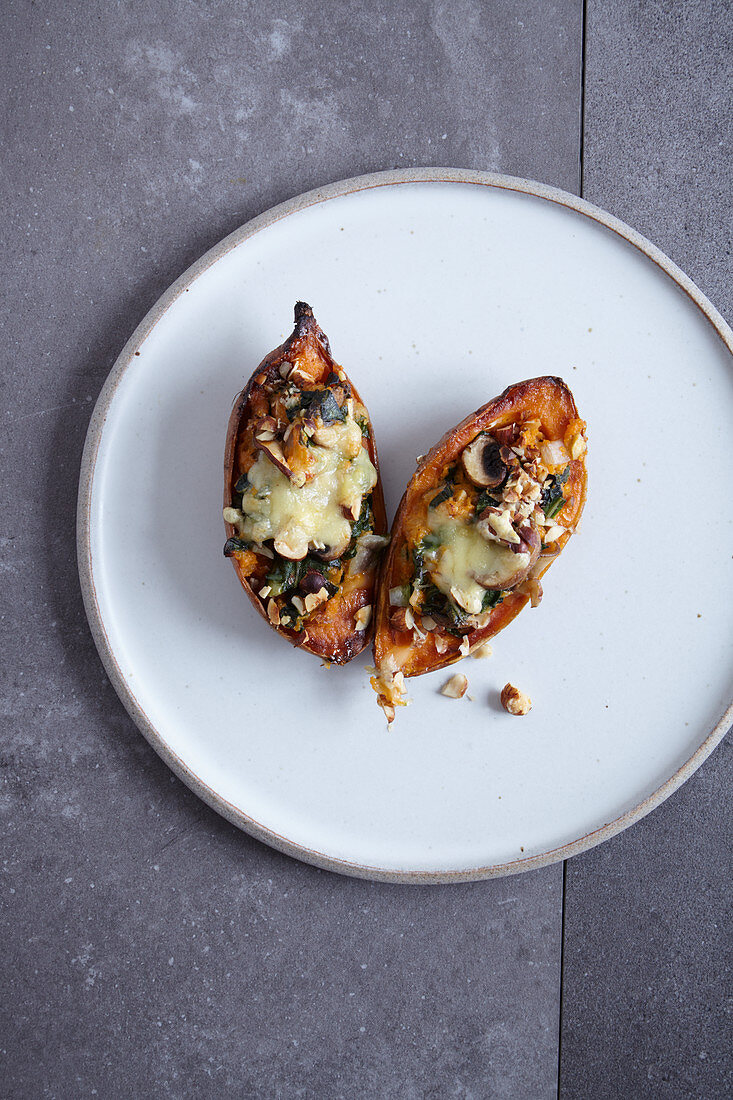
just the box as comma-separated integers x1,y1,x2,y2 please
76,166,733,884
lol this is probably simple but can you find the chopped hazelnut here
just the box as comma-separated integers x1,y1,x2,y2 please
223,506,243,526
288,364,313,385
500,683,532,716
543,525,566,544
354,604,372,631
390,606,415,632
440,673,468,699
304,588,330,614
569,432,587,459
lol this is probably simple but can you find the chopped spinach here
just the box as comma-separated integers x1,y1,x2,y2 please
265,553,342,599
481,589,504,611
279,603,302,631
234,473,249,493
413,533,441,559
318,391,347,423
420,581,447,615
429,466,458,509
342,497,374,558
296,387,347,424
420,583,470,632
429,484,453,508
411,533,441,581
356,415,371,439
223,536,252,557
541,467,570,518
281,559,300,591
475,490,502,515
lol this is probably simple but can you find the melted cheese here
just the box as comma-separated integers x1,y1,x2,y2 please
239,419,377,558
427,511,527,614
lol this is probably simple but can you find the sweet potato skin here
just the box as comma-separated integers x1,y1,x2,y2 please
373,376,587,679
224,304,387,664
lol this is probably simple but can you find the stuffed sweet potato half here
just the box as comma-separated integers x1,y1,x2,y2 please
224,302,387,664
371,376,587,720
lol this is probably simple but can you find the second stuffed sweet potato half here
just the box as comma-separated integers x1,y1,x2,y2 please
371,376,587,720
224,302,387,664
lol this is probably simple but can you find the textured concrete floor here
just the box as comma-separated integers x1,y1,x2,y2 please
1,1,729,1097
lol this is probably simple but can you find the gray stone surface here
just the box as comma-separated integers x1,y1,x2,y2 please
4,0,730,1095
582,0,732,321
1,2,583,1097
560,746,733,1100
559,3,732,1098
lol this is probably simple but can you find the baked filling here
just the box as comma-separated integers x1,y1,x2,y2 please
372,415,587,719
224,365,386,634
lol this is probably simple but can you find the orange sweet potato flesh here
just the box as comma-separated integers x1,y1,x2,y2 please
224,303,387,664
373,376,587,682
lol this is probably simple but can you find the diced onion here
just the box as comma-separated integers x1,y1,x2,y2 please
539,440,570,468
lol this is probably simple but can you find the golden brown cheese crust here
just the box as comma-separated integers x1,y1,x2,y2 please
224,303,387,664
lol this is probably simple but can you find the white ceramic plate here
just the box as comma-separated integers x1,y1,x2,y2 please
78,169,733,882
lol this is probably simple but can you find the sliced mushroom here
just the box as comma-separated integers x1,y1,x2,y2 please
472,548,529,592
348,532,390,575
461,434,507,488
273,526,309,560
311,538,351,562
474,525,540,591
